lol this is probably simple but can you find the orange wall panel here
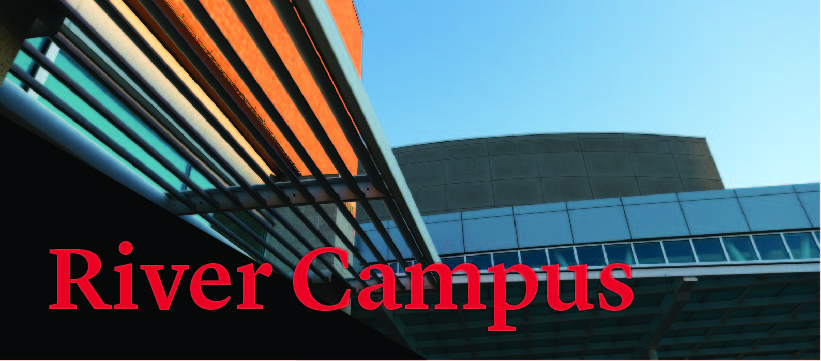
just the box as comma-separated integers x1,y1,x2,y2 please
325,0,362,77
199,0,339,176
145,0,364,179
243,0,358,177
149,0,298,175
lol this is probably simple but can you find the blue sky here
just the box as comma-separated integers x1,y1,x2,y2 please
352,0,819,189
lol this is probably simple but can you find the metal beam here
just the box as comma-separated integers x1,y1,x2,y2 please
292,0,441,269
692,273,819,291
660,328,820,346
638,276,697,359
56,1,379,288
166,176,385,214
402,305,660,334
392,280,670,316
682,293,819,313
426,340,643,360
374,262,819,291
670,312,820,331
416,324,647,350
662,341,819,359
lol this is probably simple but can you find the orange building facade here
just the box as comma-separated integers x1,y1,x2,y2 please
124,0,363,179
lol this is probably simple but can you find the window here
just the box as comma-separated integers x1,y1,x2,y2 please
604,244,636,265
723,236,758,261
783,232,820,259
549,248,577,267
633,242,666,264
465,254,492,271
576,246,606,267
520,250,548,269
752,234,790,260
663,240,696,263
441,256,465,269
692,238,726,262
493,251,520,267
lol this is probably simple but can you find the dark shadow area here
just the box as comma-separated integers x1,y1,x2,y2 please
0,113,423,360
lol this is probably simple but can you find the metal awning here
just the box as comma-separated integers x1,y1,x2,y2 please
351,263,820,359
0,0,441,351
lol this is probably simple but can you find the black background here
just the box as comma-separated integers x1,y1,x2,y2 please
1,114,422,359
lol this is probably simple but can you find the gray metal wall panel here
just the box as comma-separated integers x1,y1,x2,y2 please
489,154,539,179
492,178,544,206
446,181,494,209
381,133,725,218
637,177,686,195
541,177,593,203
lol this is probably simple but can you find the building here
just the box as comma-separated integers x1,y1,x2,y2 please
351,134,820,359
1,0,818,359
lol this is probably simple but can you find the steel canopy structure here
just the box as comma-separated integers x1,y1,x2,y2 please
351,260,819,359
0,0,440,352
1,1,819,360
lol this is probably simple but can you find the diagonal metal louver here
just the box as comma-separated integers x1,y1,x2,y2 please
0,0,440,312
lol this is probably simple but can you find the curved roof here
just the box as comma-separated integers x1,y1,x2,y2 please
376,132,724,218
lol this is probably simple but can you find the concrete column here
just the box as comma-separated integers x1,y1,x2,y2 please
0,1,35,81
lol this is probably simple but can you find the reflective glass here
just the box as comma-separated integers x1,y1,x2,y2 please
52,51,188,175
520,250,548,268
26,37,48,51
515,212,573,247
663,240,696,263
441,256,465,269
569,207,631,243
356,230,387,263
783,233,820,259
44,53,186,190
604,244,635,265
739,194,811,231
692,238,726,262
814,231,820,242
493,251,520,267
466,254,493,271
624,203,689,239
549,248,577,267
576,246,606,267
34,94,167,191
723,236,758,261
12,52,36,77
190,169,218,191
752,234,790,260
680,199,750,235
388,262,400,274
634,242,666,264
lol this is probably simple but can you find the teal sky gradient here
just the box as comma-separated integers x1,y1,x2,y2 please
352,0,819,189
